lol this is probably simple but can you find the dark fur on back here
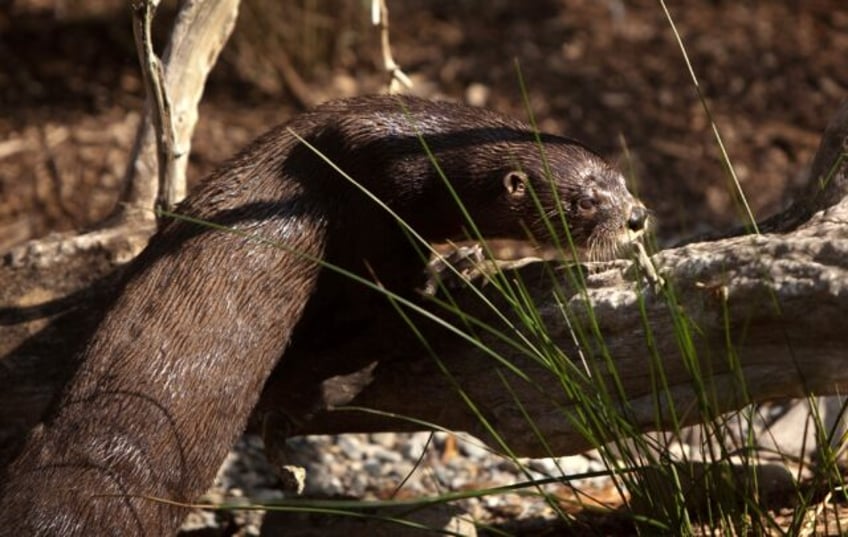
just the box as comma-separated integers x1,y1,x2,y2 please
0,95,642,535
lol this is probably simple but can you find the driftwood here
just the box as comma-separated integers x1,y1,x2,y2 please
0,0,846,474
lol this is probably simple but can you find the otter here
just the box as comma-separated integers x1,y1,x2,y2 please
0,95,646,535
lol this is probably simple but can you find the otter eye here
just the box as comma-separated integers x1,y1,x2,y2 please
578,198,596,211
503,170,528,198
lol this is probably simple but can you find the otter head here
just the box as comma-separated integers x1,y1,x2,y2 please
493,142,648,261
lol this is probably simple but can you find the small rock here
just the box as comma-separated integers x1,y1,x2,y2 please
373,448,402,464
369,432,397,448
362,459,382,477
336,435,364,460
465,83,491,107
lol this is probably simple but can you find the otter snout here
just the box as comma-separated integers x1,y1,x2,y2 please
627,204,648,232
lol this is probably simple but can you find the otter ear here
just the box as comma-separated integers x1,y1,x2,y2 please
503,170,529,199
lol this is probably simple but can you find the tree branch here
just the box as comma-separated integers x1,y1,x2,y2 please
292,217,848,457
131,0,179,212
0,0,241,283
372,0,412,94
121,0,240,224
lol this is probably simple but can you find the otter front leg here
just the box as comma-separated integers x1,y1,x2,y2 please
254,345,380,489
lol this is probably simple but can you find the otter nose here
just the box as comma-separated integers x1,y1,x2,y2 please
627,205,648,232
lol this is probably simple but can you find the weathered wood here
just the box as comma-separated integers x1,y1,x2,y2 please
122,0,241,224
294,215,848,457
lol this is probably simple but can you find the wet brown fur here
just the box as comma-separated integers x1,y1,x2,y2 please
0,95,642,535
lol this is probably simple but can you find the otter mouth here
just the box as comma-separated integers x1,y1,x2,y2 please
579,201,650,262
582,233,632,262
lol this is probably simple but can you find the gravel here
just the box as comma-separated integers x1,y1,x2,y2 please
182,398,834,535
181,431,610,536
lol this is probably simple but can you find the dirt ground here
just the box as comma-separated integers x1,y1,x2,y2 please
1,0,846,250
1,0,847,534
